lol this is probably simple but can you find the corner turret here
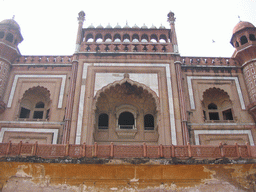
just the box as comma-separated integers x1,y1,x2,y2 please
231,21,256,120
0,18,23,113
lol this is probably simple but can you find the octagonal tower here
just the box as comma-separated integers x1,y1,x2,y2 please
0,18,23,113
230,21,256,120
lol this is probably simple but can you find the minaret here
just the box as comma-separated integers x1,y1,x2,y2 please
0,18,23,113
167,11,179,53
75,11,85,53
62,11,85,144
230,21,256,120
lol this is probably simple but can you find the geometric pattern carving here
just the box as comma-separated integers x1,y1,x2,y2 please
243,62,256,102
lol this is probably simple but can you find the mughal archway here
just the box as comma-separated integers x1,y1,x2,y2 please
93,74,160,144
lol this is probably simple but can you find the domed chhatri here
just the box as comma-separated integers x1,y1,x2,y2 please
233,21,255,34
0,19,20,30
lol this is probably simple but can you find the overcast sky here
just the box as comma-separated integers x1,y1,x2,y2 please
0,0,256,57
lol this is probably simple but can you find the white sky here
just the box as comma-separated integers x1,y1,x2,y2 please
0,0,256,57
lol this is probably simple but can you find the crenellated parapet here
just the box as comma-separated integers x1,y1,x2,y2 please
180,56,238,66
13,55,72,65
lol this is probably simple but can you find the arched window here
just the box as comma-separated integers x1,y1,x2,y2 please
235,41,239,47
123,34,130,42
6,33,13,43
33,102,45,119
202,88,234,122
150,34,158,43
249,34,256,41
118,112,134,129
141,34,149,42
98,113,109,129
144,114,154,130
208,103,219,120
19,86,51,120
240,35,248,45
114,34,121,42
86,34,94,42
132,34,139,42
104,33,112,42
0,31,4,39
95,33,103,43
159,34,167,43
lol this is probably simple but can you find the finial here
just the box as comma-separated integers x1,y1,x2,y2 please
124,73,129,79
12,15,15,20
238,15,241,22
78,11,85,22
167,11,175,24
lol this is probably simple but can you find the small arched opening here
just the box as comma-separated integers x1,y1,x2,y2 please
98,113,109,129
0,31,4,39
144,114,154,130
249,34,256,41
118,112,134,129
6,33,13,43
240,35,248,45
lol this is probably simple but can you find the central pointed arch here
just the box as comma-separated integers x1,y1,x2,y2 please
93,77,160,111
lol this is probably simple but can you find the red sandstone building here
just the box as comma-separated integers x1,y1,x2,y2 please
0,11,256,191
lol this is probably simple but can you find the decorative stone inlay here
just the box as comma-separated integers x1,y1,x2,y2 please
0,61,10,99
115,128,138,139
243,62,256,103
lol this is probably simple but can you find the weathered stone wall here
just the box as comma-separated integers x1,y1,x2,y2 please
0,159,256,192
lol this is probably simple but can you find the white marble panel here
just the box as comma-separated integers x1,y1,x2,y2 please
194,129,254,146
94,73,159,96
0,128,59,144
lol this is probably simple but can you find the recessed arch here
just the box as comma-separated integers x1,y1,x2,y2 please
93,77,159,112
19,86,51,120
141,34,149,42
113,34,121,42
132,34,139,42
95,33,103,43
104,33,112,42
202,87,233,121
86,33,94,42
159,34,167,43
123,34,130,42
150,34,158,43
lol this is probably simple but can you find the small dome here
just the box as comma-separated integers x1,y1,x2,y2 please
150,24,157,29
87,23,95,28
106,23,112,29
124,22,130,28
141,23,148,29
159,24,166,29
132,24,139,29
233,21,255,34
0,19,20,30
96,24,103,29
114,23,121,29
